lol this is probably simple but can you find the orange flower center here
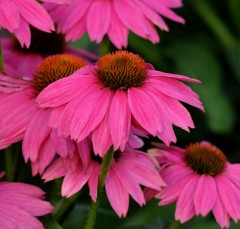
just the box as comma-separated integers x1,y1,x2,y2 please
33,54,86,93
185,143,227,176
96,51,147,90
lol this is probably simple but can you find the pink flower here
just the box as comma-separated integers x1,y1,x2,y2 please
2,28,98,79
0,181,53,229
44,0,185,48
148,141,240,228
37,51,203,156
0,54,87,174
0,0,58,47
43,138,165,217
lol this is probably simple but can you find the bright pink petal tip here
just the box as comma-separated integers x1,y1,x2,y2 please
46,0,185,48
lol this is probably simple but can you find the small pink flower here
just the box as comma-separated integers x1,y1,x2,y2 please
43,139,165,217
37,51,203,156
0,54,87,174
44,0,185,48
2,28,98,78
0,181,53,229
148,141,240,229
0,0,58,47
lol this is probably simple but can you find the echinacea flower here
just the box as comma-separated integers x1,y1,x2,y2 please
42,138,165,217
2,27,98,78
0,54,87,174
148,141,240,228
0,181,53,228
44,0,185,49
0,0,60,47
37,51,203,156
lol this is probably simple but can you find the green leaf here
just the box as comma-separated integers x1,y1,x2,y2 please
39,214,62,229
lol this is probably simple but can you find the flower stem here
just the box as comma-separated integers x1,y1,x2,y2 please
190,0,236,50
99,37,110,57
84,147,114,229
5,146,14,181
169,220,180,229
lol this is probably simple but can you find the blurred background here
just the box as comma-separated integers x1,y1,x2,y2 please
1,0,240,228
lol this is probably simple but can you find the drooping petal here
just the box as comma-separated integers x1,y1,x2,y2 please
128,87,162,136
109,90,131,151
194,175,217,216
175,175,198,223
105,168,129,217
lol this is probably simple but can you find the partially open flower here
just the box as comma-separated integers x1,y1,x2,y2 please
37,51,203,156
147,141,240,229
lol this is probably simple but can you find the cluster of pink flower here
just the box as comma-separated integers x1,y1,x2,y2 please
0,0,239,228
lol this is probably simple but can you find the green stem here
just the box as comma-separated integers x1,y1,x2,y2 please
99,37,110,57
5,146,14,181
190,0,236,50
0,34,4,71
54,192,81,221
169,220,180,229
84,147,114,229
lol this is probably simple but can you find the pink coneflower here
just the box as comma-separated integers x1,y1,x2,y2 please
0,181,53,228
2,28,98,79
0,54,87,174
44,0,185,49
148,141,240,228
0,0,59,47
43,139,165,217
37,51,203,156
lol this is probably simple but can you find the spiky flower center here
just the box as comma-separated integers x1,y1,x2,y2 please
15,27,65,56
34,54,86,93
96,51,147,90
185,143,227,176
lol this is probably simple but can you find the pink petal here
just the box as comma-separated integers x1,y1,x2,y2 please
159,172,193,206
128,87,162,136
22,109,51,162
37,72,97,107
105,169,129,217
175,175,198,223
0,1,20,31
108,4,128,49
212,195,230,229
88,162,101,202
16,0,54,32
70,85,112,142
42,158,66,182
113,164,145,206
87,0,111,42
109,90,131,151
148,70,200,83
215,175,240,223
194,175,217,216
121,152,165,190
91,111,112,157
147,77,203,110
62,166,92,197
